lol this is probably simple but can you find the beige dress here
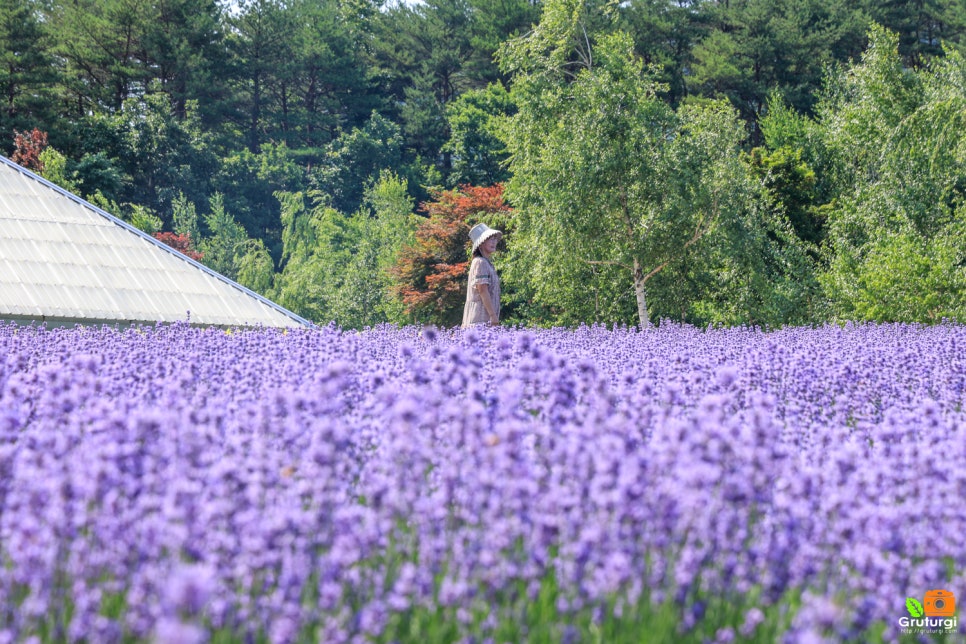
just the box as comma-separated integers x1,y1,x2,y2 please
461,256,501,328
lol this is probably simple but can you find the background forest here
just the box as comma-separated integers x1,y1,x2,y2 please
5,0,966,328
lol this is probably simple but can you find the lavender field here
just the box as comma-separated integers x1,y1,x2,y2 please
0,321,963,643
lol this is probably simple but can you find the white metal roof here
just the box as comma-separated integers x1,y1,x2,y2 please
0,156,311,328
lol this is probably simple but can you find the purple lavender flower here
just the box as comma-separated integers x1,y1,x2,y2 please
153,618,205,644
0,321,963,641
164,564,215,617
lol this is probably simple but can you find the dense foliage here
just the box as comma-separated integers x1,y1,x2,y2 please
0,321,964,642
6,0,966,327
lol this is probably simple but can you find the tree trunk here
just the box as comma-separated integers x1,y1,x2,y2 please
633,257,650,329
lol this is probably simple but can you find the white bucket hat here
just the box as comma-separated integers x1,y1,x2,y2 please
469,223,502,252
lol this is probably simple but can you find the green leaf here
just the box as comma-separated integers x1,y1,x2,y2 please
906,597,924,617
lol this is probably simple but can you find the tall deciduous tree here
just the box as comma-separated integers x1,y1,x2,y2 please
498,0,753,327
807,26,966,321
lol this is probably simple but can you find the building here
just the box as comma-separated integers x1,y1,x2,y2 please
0,155,311,328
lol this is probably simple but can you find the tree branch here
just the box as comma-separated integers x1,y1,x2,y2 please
581,258,633,272
641,259,670,284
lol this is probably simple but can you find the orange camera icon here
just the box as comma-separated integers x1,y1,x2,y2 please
924,589,956,617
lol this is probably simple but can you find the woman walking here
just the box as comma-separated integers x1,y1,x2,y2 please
461,223,502,328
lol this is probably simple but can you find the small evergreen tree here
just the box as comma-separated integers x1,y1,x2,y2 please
200,193,249,279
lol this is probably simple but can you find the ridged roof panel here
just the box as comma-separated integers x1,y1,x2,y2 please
0,157,311,328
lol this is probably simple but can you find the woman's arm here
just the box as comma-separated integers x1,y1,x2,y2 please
474,282,499,325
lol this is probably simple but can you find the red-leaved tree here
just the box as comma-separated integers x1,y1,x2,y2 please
391,184,510,326
11,128,48,172
153,232,204,262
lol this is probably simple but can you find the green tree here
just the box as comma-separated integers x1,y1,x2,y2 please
464,0,541,85
0,0,57,139
199,193,250,279
35,144,127,217
335,171,418,327
646,182,820,326
688,0,868,128
364,170,419,286
45,0,155,112
142,0,227,121
235,239,276,294
745,145,825,248
71,152,124,205
370,0,536,185
226,0,298,153
282,0,382,150
758,92,837,208
498,1,757,326
37,147,78,193
125,204,163,235
44,0,228,125
212,141,305,254
309,112,404,215
273,172,417,327
620,0,710,106
860,0,966,68
171,191,202,243
811,26,966,321
373,0,472,165
272,194,348,323
75,93,218,221
443,83,515,187
827,231,966,322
